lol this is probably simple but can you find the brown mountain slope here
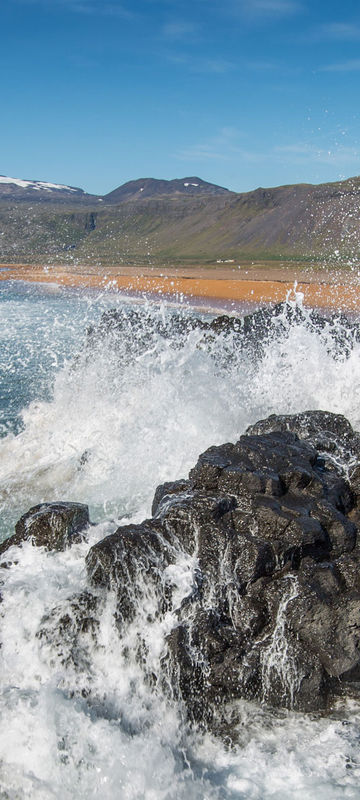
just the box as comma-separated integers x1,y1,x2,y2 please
104,176,230,202
0,175,359,266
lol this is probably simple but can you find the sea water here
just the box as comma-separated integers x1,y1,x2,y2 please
1,279,360,799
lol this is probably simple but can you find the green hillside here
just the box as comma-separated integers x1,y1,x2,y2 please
1,175,359,267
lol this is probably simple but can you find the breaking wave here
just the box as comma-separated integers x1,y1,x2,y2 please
1,280,360,798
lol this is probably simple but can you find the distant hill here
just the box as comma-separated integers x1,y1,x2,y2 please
0,173,359,266
104,176,230,202
0,176,97,203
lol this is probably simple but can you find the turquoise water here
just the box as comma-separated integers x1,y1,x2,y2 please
0,281,108,437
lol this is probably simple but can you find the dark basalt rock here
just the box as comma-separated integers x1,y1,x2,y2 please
36,590,101,674
85,302,360,364
83,410,360,728
151,478,191,517
246,409,360,464
85,307,205,364
0,502,90,557
27,410,360,739
205,302,360,359
85,518,176,625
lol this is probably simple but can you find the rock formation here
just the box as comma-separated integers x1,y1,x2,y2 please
0,501,90,558
3,410,360,738
86,302,360,364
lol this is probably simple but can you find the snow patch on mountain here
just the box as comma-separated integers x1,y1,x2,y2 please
0,176,80,193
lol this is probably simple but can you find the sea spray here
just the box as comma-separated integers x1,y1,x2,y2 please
2,289,360,540
260,575,301,708
2,283,360,797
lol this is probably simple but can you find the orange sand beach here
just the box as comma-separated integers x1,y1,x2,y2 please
1,263,360,312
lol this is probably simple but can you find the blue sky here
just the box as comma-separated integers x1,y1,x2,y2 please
1,0,360,194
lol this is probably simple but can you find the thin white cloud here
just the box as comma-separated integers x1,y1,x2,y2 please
245,59,279,71
240,0,303,17
162,21,199,39
168,53,235,73
12,0,135,18
176,127,255,162
253,0,301,11
72,3,133,16
320,59,360,72
176,130,360,172
317,22,360,40
275,144,313,154
274,142,360,166
177,145,229,161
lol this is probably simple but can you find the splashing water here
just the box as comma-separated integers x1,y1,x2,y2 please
260,576,301,708
1,281,360,798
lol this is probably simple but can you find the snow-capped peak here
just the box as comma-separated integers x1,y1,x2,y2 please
0,176,80,193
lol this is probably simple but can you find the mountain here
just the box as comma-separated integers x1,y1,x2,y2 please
0,173,359,266
0,176,97,203
103,176,230,202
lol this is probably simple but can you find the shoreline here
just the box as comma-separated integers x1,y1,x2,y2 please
1,263,360,311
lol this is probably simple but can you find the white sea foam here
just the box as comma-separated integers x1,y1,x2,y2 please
1,285,360,797
2,295,360,530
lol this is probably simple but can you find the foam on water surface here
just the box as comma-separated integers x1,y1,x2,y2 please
1,281,360,798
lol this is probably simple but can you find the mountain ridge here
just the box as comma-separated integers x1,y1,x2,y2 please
0,175,230,204
0,175,95,203
0,173,359,266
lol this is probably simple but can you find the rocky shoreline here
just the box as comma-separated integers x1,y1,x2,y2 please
85,300,360,362
2,407,360,739
2,304,360,743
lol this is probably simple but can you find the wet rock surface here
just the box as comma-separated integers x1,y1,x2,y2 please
86,302,360,362
8,409,360,739
0,501,90,557
83,409,360,727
